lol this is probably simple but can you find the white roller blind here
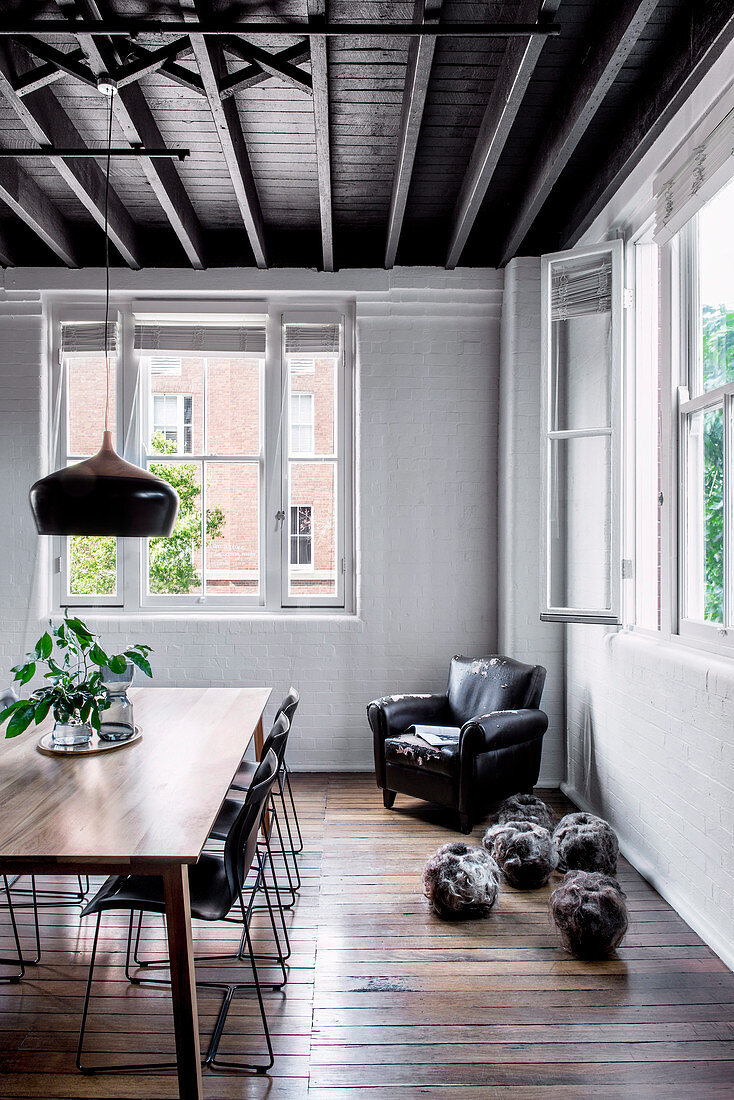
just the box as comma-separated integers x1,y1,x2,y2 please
61,321,117,355
551,256,612,320
134,323,266,355
284,323,340,355
654,102,734,243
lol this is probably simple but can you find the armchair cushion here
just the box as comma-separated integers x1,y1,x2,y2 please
384,726,461,778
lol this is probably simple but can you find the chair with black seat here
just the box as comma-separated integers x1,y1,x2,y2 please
76,749,280,1075
0,687,87,964
367,655,548,833
222,690,302,903
1,876,25,983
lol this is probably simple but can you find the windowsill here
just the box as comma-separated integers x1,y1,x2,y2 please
623,623,734,664
55,608,362,624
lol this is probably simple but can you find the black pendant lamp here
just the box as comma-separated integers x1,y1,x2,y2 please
29,78,179,538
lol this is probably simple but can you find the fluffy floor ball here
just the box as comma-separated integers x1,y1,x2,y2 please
550,870,628,959
422,842,501,919
483,820,558,889
489,793,556,833
553,812,619,876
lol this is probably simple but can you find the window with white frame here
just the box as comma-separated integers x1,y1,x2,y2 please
289,393,314,456
152,393,193,454
290,505,313,566
54,306,352,611
677,177,734,638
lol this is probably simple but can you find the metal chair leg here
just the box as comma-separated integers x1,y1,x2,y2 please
1,876,25,983
283,763,304,853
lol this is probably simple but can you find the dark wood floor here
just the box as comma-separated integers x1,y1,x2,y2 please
1,775,733,1098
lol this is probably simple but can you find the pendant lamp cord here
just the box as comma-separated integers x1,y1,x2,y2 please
103,88,113,434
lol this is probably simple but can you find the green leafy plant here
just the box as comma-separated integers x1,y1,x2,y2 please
0,617,153,739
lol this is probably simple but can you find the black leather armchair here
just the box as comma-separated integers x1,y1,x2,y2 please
367,655,548,833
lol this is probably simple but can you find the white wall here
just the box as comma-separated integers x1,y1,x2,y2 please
498,258,564,784
0,267,502,772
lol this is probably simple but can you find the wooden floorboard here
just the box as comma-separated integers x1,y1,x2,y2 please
0,774,732,1098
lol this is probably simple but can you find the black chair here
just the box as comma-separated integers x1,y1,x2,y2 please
216,690,302,904
76,749,280,1075
1,876,25,983
0,687,89,963
367,655,548,833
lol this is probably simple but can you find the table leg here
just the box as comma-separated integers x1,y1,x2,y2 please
163,864,203,1100
253,714,265,758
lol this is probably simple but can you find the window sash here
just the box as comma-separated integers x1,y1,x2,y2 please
52,302,352,613
540,239,624,625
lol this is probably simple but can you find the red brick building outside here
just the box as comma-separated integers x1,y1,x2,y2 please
66,350,337,598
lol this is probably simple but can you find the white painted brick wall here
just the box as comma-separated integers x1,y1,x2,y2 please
498,258,565,784
0,269,502,773
565,626,734,968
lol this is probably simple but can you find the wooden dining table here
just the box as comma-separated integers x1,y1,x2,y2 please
0,685,270,1100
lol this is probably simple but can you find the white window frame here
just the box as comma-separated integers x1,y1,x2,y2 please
51,299,355,615
540,238,625,625
290,504,313,569
151,392,193,454
289,391,315,456
676,213,734,650
280,311,349,609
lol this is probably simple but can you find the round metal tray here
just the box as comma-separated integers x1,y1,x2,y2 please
37,725,142,757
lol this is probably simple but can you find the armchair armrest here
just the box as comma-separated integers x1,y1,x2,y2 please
367,694,449,788
460,708,548,755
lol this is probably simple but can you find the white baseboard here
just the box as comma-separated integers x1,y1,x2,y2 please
288,763,374,773
561,781,734,973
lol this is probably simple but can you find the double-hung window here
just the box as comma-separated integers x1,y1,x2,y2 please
677,177,734,642
53,303,353,612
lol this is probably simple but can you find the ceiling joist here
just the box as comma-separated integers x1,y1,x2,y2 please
446,0,560,269
0,21,562,40
308,0,333,272
221,38,311,96
384,0,441,270
219,41,311,98
497,0,660,266
186,2,267,268
56,0,206,269
0,40,141,268
0,158,78,266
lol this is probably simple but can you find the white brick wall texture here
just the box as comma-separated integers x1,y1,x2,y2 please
0,269,502,774
498,258,565,784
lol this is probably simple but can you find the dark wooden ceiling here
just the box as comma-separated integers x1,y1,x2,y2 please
0,0,731,270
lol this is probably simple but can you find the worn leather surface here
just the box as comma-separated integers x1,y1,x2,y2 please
368,654,548,827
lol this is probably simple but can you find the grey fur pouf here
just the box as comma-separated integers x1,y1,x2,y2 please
422,842,501,920
553,812,619,875
482,820,558,889
550,870,628,959
489,793,555,833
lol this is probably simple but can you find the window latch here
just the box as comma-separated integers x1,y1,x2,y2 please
275,510,286,530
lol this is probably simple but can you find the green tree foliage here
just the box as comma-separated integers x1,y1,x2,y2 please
702,305,733,621
68,432,226,597
148,432,225,595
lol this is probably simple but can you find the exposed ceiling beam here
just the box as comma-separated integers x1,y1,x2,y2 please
558,0,734,250
0,157,78,265
0,42,141,267
185,2,267,267
221,38,311,95
445,0,560,269
0,220,15,265
114,38,193,89
219,41,311,98
13,51,84,96
308,0,333,272
56,0,207,270
497,0,659,267
0,20,562,39
14,35,97,88
384,0,441,270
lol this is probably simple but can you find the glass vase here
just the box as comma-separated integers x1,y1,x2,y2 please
52,717,93,746
99,663,135,742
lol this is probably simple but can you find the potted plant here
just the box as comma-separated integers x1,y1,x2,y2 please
1,617,152,746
